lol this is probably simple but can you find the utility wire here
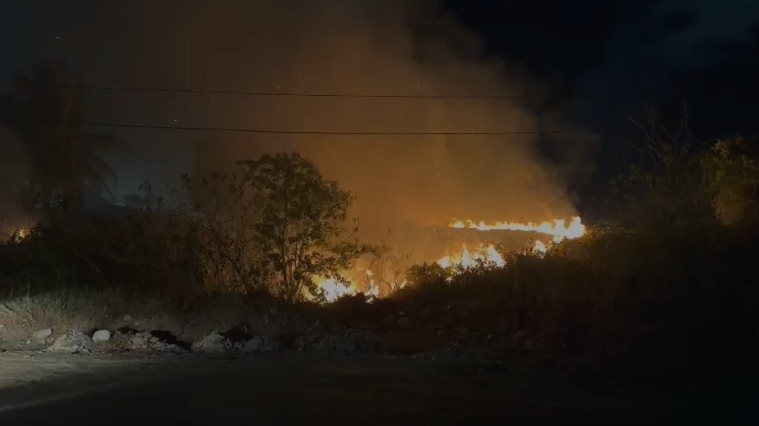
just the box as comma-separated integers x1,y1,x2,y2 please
75,121,594,135
62,85,522,99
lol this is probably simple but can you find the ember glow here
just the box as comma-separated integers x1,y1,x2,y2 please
533,240,547,256
313,276,356,303
437,244,506,269
449,216,586,242
438,216,586,269
314,217,587,300
312,269,379,303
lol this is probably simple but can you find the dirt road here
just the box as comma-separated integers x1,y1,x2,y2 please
0,351,752,424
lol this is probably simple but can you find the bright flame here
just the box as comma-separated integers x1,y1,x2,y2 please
312,268,379,303
312,276,355,303
449,216,586,243
533,240,547,256
437,244,505,269
365,269,379,299
485,245,506,266
17,228,29,239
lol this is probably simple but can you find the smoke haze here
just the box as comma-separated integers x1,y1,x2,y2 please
1,1,595,261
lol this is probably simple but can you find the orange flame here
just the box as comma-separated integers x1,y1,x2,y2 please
449,216,585,242
437,244,505,269
312,269,378,303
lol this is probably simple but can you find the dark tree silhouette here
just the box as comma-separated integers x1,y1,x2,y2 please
238,152,371,301
0,60,116,212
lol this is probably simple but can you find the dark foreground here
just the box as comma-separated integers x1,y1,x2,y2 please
0,352,755,425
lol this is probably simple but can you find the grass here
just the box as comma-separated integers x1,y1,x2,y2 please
0,286,323,345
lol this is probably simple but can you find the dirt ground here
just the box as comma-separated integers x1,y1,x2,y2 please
0,350,754,425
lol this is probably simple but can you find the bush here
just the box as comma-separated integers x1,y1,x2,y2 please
0,208,207,300
390,223,759,376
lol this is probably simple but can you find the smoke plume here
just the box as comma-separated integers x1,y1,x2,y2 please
4,0,595,261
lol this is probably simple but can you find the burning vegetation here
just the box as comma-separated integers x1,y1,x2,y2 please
0,49,758,381
438,216,586,269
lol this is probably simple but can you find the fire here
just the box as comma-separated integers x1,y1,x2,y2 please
533,240,547,256
441,216,587,269
449,216,586,243
365,270,380,298
312,269,378,303
313,217,586,299
9,227,30,241
312,276,355,302
437,244,505,269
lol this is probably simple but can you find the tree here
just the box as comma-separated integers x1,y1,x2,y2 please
612,108,715,230
238,152,371,302
175,171,265,293
0,60,116,213
701,137,759,227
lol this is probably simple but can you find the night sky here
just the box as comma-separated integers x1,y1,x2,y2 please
1,0,758,222
444,0,759,211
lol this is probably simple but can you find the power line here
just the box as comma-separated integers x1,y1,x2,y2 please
63,85,522,99
76,121,594,135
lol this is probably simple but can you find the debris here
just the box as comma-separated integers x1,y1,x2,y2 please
236,335,281,353
128,331,186,353
48,331,93,354
191,330,227,354
92,330,112,343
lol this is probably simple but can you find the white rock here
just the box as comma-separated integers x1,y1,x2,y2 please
48,331,93,354
92,330,112,343
31,328,53,342
191,330,227,353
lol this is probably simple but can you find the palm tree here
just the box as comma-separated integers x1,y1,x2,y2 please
0,59,117,212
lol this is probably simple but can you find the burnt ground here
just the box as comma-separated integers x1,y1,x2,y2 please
0,351,755,425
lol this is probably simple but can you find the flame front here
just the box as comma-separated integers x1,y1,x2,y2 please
312,269,379,303
437,244,505,269
314,217,586,301
449,216,586,242
313,276,355,302
441,216,586,269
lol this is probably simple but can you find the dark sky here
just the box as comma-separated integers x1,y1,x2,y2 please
1,0,758,223
443,1,759,158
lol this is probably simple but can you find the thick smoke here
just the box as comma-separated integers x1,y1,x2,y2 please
177,1,589,227
4,0,594,262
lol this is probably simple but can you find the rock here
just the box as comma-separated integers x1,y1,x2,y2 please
48,331,93,354
191,330,228,354
31,328,53,343
127,332,151,350
122,314,133,322
128,331,185,353
92,330,112,343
